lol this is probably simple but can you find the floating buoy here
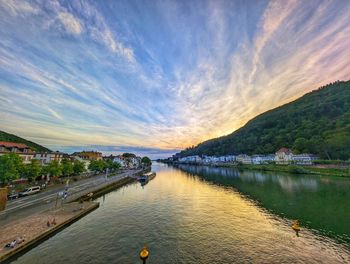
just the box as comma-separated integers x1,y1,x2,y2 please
139,245,149,263
292,220,301,236
291,220,300,231
292,223,300,231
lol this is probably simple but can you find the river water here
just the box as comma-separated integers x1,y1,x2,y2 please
11,163,350,263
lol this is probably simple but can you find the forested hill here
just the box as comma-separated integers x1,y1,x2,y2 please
0,130,51,152
176,81,350,160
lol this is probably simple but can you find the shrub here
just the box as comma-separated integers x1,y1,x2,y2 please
287,165,308,174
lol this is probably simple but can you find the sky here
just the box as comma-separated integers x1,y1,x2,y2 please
1,0,350,159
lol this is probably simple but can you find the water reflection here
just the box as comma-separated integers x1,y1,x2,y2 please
176,164,350,243
11,163,350,264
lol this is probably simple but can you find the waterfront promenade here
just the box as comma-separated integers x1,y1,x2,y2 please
0,169,141,224
0,169,142,263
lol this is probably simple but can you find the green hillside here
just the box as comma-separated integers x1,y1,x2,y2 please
177,81,350,160
0,130,51,152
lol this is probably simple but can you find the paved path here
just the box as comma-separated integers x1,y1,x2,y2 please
0,201,99,263
0,169,141,224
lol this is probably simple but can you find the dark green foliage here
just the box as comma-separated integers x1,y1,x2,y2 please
286,165,308,174
73,160,86,175
141,156,152,166
122,153,136,158
177,81,350,160
22,159,42,182
88,160,106,173
106,159,121,171
0,153,24,183
0,130,51,152
46,160,62,177
61,158,74,177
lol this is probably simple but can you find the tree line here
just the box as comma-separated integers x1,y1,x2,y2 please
0,153,120,184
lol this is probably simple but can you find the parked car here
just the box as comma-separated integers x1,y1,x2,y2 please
19,186,41,197
7,191,19,200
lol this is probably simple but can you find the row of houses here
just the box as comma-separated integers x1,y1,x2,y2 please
0,141,64,165
177,148,318,166
0,141,142,170
105,155,142,169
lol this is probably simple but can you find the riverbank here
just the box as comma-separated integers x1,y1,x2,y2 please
225,164,350,177
168,161,350,178
0,171,140,263
0,201,99,263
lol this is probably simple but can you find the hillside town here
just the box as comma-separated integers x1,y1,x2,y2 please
171,148,319,166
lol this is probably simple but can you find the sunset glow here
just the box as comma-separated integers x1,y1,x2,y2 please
1,0,350,158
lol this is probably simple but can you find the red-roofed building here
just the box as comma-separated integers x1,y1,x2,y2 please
275,148,294,165
0,141,34,164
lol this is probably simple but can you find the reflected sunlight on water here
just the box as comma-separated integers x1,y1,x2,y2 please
12,163,350,264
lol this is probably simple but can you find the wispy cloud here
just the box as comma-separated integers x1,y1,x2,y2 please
57,11,83,35
1,0,350,158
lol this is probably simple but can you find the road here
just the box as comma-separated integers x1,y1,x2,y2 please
0,170,140,224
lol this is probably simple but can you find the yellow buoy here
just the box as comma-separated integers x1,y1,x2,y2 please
140,246,149,263
292,220,301,237
292,223,300,231
291,220,300,231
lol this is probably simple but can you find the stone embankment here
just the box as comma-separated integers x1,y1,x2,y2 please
0,170,141,263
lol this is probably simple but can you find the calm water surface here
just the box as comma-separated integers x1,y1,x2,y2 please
11,163,350,263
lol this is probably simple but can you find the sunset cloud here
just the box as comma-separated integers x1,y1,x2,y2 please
1,0,350,158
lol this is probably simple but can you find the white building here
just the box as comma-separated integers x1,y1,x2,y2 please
178,155,202,163
252,154,276,165
217,155,236,163
34,152,64,165
113,155,141,169
275,148,294,165
128,156,142,169
113,156,126,168
236,154,252,164
292,154,318,165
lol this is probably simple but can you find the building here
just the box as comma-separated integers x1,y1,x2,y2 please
0,141,34,164
236,154,252,164
128,156,142,169
112,155,141,169
252,154,276,165
113,155,126,168
71,156,91,171
218,155,236,163
178,155,202,164
275,148,294,165
73,151,102,161
33,151,64,165
292,154,318,165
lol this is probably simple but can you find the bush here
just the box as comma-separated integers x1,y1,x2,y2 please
287,165,308,174
260,165,268,171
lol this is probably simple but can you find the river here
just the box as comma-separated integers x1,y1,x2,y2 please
11,163,350,263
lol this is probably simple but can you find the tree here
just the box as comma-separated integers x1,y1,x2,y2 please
23,159,42,182
122,153,136,158
73,160,86,175
0,153,24,184
293,138,308,154
141,156,152,166
88,160,107,173
61,158,73,177
106,159,120,171
47,160,62,177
